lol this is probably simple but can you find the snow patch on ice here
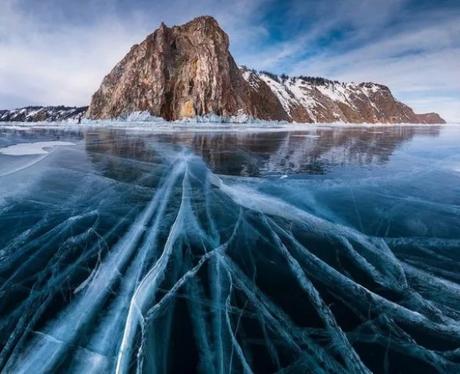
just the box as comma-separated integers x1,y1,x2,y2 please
0,141,75,156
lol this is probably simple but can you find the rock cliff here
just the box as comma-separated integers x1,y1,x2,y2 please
87,16,287,121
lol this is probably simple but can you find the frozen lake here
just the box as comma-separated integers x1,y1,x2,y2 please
0,124,459,373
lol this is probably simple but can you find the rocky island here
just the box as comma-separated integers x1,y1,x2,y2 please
87,16,445,124
1,16,445,124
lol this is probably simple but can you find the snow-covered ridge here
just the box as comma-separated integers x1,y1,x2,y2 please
240,67,444,124
242,68,388,122
0,106,87,122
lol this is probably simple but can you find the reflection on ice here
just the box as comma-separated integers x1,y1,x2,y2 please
82,125,442,178
0,126,459,373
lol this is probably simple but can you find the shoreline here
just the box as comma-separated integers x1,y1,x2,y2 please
0,121,457,133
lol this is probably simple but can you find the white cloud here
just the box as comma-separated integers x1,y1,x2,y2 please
0,1,152,107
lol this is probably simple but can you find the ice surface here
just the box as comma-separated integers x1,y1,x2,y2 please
0,125,459,373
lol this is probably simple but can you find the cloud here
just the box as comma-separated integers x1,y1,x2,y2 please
0,0,152,107
239,1,460,121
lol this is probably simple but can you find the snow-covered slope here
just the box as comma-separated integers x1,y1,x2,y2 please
241,68,445,124
0,106,87,122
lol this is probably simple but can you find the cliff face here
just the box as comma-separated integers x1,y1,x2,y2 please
87,16,287,121
88,16,445,124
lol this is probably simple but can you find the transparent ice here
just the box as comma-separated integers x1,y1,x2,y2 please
0,124,459,373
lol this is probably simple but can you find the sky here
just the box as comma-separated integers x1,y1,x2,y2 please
1,0,459,121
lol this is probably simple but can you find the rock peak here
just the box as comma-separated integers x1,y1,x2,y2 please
186,15,220,27
88,15,276,121
156,16,221,33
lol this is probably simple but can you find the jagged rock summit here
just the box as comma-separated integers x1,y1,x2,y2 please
88,16,287,121
87,16,444,124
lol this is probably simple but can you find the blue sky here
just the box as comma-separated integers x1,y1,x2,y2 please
1,0,459,121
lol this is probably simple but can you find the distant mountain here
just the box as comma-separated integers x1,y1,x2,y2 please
87,16,444,124
0,106,87,122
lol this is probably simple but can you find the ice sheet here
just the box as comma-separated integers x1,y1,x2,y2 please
0,126,459,373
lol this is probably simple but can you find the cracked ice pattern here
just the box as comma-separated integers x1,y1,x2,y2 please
0,125,460,373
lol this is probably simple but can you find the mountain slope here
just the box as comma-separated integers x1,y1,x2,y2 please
241,69,445,124
0,106,87,122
